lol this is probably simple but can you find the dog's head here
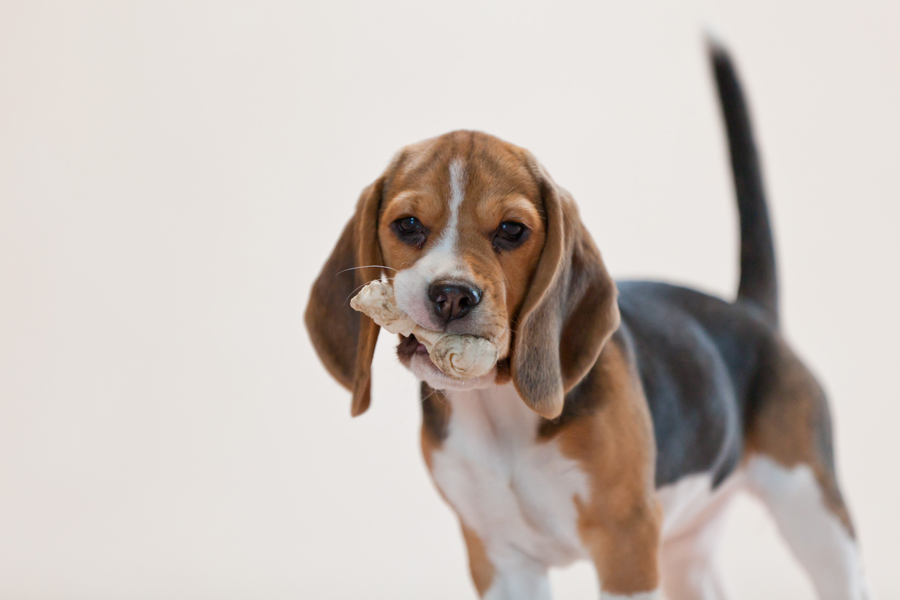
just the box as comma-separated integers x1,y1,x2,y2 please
305,131,619,419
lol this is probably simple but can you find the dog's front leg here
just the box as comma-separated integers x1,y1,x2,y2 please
458,482,660,600
555,359,663,600
460,523,551,600
579,495,662,600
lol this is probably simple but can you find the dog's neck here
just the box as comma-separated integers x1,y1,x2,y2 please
441,382,540,443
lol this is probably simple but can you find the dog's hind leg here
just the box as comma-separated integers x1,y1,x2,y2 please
745,455,868,600
660,512,730,600
745,339,869,600
658,474,743,600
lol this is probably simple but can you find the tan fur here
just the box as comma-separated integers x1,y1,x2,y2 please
308,131,654,593
307,128,864,597
307,132,555,415
461,524,495,596
378,133,547,358
308,130,620,417
745,337,855,535
552,340,662,595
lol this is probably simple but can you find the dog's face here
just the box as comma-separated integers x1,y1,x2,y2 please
378,134,546,391
306,131,620,419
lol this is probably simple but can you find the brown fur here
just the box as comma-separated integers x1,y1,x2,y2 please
306,129,855,596
379,132,548,360
551,339,662,595
304,178,385,416
745,337,855,535
420,383,452,445
461,524,495,596
508,162,620,419
307,131,618,418
308,131,652,593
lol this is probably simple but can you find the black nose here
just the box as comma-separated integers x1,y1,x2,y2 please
428,282,482,323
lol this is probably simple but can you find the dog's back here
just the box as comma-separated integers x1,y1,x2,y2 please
611,45,868,599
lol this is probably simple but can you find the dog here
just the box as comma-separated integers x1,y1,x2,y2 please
305,44,869,600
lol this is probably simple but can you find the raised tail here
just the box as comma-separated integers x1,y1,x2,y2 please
710,41,779,326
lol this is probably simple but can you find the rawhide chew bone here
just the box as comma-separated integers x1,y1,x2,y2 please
350,280,499,379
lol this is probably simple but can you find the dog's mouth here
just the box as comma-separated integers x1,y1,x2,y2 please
396,333,449,377
396,332,510,389
396,333,430,361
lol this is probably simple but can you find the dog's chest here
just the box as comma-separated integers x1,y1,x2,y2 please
428,384,590,567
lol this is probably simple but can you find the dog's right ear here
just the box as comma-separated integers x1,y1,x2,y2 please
305,177,385,417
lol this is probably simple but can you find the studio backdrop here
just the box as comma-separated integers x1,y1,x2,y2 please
1,1,898,599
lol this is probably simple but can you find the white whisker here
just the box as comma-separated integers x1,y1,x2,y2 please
337,264,398,275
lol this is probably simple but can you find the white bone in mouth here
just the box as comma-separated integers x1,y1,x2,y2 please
350,280,499,380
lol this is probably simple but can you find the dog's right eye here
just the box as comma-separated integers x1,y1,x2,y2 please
395,217,421,234
391,217,428,249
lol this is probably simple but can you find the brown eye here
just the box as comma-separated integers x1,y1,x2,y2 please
396,217,421,234
391,217,428,249
499,221,524,238
493,221,529,251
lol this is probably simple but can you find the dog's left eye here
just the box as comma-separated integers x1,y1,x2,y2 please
493,221,528,251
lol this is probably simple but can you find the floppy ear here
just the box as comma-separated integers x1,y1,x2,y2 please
305,178,385,417
511,162,620,419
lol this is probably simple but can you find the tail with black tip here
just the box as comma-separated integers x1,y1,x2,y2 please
710,41,779,326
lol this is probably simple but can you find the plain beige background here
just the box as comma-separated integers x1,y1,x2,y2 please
1,1,898,599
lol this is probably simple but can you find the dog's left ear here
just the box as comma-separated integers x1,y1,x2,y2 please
510,160,620,419
305,177,385,417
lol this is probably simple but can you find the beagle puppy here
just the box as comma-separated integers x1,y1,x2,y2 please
305,45,869,600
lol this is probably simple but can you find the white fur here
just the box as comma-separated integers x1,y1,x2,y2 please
446,158,466,247
392,158,509,390
746,456,870,600
408,354,498,392
424,382,870,600
657,459,871,600
658,473,717,537
657,474,740,600
393,159,470,330
657,471,744,538
483,567,552,600
430,383,591,575
393,158,472,331
431,383,683,599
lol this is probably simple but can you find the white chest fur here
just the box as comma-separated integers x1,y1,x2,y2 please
429,383,591,569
